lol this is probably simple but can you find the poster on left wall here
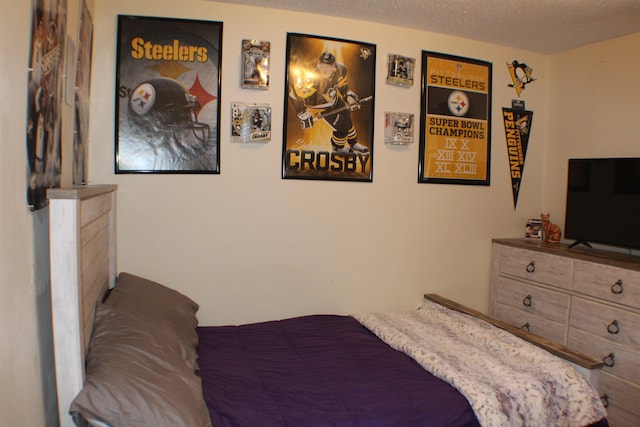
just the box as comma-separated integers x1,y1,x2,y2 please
115,15,222,174
73,0,93,186
26,0,67,211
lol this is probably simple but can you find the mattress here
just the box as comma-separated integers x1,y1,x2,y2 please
197,314,480,427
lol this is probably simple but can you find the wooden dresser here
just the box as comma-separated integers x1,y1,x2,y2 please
490,238,640,427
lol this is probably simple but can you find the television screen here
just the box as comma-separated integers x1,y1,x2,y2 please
565,158,640,250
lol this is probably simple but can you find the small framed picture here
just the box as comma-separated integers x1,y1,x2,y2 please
384,112,414,145
526,218,543,239
241,39,270,89
386,53,415,87
231,102,271,142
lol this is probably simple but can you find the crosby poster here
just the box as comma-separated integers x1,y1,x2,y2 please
115,16,222,173
419,51,492,185
282,33,376,182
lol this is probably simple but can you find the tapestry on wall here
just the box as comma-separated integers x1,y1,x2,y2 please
115,15,222,174
502,103,534,209
418,51,492,185
72,0,93,185
25,0,67,211
282,33,376,182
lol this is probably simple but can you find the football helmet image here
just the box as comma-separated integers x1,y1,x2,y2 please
128,77,210,143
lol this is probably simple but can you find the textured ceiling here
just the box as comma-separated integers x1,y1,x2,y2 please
212,0,640,54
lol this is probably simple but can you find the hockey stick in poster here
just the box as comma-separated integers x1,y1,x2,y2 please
298,96,373,129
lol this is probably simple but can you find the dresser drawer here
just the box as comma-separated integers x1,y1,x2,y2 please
568,328,640,385
570,297,640,349
598,372,640,427
492,302,567,344
497,245,573,289
494,276,569,324
573,260,640,309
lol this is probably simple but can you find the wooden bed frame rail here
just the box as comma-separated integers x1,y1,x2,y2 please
424,294,603,383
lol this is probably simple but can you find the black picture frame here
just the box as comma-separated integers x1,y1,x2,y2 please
115,15,222,174
282,33,376,182
418,51,492,185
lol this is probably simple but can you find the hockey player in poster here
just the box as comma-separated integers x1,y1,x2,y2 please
289,51,369,154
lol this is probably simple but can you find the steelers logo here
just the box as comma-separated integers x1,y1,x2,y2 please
130,82,156,115
448,90,469,117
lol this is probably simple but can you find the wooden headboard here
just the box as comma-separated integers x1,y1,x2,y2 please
48,185,117,427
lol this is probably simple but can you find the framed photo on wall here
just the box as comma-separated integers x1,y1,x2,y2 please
26,0,67,210
115,15,222,173
282,33,376,182
418,51,492,185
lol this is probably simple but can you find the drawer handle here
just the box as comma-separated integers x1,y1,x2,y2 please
526,261,535,273
522,295,533,307
520,322,530,332
611,280,624,295
602,352,615,368
607,320,620,335
600,393,609,408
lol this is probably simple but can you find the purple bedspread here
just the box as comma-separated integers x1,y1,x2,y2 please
197,314,609,427
197,314,480,427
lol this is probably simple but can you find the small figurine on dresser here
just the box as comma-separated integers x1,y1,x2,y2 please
540,213,562,243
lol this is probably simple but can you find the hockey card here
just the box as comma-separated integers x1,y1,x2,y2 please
386,54,415,87
242,39,270,89
231,102,271,142
384,112,414,145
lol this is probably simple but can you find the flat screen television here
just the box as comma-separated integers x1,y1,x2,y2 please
564,157,640,250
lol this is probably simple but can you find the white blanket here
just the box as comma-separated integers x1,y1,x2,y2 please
353,300,607,427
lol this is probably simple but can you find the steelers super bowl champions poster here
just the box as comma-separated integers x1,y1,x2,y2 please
283,33,376,182
419,51,492,185
115,16,222,173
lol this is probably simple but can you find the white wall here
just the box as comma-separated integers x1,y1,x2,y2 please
90,0,550,325
544,33,640,233
0,0,45,425
0,0,93,425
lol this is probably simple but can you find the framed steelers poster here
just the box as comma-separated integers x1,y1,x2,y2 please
115,15,222,173
418,51,492,185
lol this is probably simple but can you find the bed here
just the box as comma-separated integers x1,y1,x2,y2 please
48,186,609,427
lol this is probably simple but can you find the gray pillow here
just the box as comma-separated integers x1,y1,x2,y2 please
103,273,200,368
69,273,211,427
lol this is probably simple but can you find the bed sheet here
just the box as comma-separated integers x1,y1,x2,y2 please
197,314,480,427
